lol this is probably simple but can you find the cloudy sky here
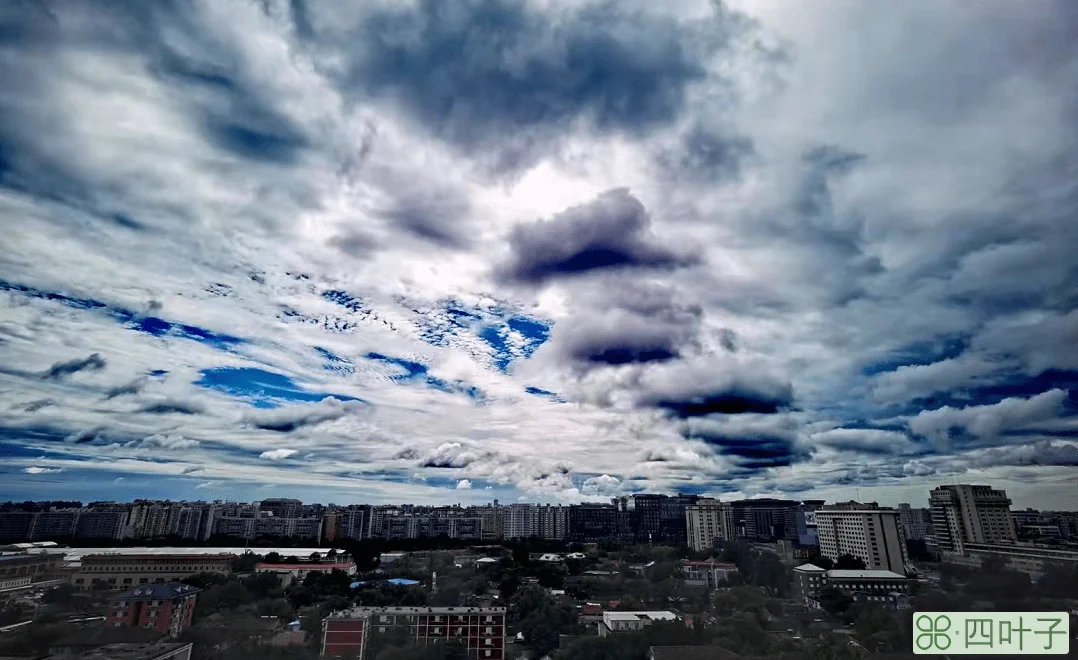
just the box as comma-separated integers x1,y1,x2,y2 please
1,0,1076,509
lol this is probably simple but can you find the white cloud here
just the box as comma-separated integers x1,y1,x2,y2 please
455,479,473,490
259,449,299,461
23,467,63,474
0,0,1074,507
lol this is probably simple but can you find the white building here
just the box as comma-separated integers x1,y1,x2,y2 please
684,499,735,552
815,502,908,575
930,485,1017,555
599,611,678,637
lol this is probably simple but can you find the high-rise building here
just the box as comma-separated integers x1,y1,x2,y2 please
929,485,1017,554
260,498,303,519
339,505,371,540
537,504,567,541
567,504,619,542
815,501,908,575
76,506,130,540
685,499,735,551
321,607,506,659
729,499,800,541
502,504,539,540
896,503,930,541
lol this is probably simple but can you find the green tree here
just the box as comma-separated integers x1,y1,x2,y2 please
834,555,866,570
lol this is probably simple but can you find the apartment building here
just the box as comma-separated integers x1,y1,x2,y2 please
72,553,235,590
815,502,908,575
321,606,506,659
896,503,930,541
684,499,735,551
106,583,200,637
930,484,1017,554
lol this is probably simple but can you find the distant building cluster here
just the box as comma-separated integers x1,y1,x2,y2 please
3,485,1077,585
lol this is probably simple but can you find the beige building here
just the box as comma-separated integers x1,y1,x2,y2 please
815,502,908,575
684,499,734,552
930,484,1017,555
71,553,234,590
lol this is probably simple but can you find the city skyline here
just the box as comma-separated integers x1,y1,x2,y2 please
2,1,1077,510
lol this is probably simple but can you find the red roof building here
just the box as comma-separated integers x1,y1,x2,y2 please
106,582,200,637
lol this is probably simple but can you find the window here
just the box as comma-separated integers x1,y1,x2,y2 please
484,651,491,658
485,627,492,634
378,627,386,633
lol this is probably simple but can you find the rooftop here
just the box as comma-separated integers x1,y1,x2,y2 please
73,643,193,660
254,562,354,570
603,611,678,622
794,563,826,572
826,569,907,580
113,582,201,600
329,606,506,619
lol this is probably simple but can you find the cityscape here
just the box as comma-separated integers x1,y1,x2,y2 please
1,483,1077,659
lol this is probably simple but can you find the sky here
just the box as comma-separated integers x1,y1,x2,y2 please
1,0,1077,510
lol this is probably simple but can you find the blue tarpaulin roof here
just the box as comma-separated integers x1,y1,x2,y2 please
387,578,420,585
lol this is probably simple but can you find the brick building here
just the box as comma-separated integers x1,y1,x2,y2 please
254,561,356,587
321,606,506,659
106,583,200,637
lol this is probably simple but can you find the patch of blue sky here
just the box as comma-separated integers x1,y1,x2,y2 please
194,366,360,408
313,346,356,374
0,279,246,351
322,289,363,312
365,353,485,401
524,386,565,403
861,335,969,376
410,298,551,372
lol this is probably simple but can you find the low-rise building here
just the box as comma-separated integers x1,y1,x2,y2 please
106,583,200,637
598,611,678,638
65,642,193,660
321,606,506,659
71,553,234,590
254,561,356,587
794,564,910,610
0,552,64,588
943,542,1078,578
681,560,738,588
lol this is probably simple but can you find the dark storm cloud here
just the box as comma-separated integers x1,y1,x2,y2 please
378,184,473,249
641,372,794,417
498,189,698,285
970,440,1078,468
41,353,107,380
345,0,746,167
104,378,146,399
542,281,703,369
0,0,311,227
718,328,738,353
137,400,205,415
243,398,364,433
686,427,804,470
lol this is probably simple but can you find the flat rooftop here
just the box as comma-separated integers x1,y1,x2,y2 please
73,642,192,660
329,606,506,618
827,569,907,580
